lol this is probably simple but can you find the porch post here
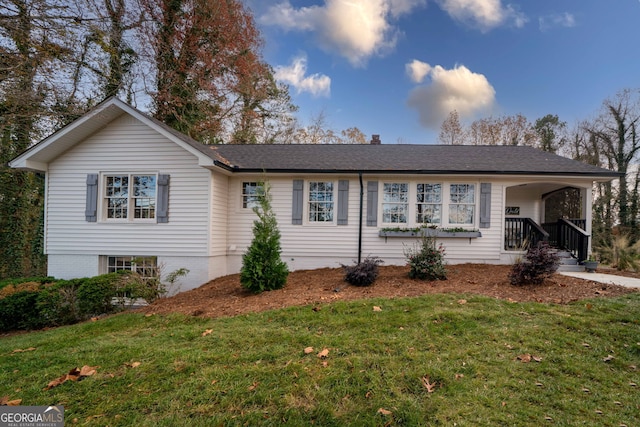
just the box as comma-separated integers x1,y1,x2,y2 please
583,185,593,255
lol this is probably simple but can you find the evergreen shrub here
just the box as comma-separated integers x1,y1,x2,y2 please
241,182,289,293
404,236,447,281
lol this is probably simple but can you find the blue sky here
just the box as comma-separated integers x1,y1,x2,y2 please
244,0,640,144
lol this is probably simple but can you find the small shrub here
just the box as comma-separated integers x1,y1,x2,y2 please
77,273,122,316
509,242,559,286
37,279,84,326
342,257,383,287
404,236,447,281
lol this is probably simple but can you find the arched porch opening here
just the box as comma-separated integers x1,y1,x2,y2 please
504,183,591,261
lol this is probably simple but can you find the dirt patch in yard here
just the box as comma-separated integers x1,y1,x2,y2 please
141,264,638,319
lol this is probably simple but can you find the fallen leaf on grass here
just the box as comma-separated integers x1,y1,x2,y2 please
0,396,22,406
517,354,532,363
248,382,259,391
421,375,437,393
603,355,615,362
80,365,97,376
457,299,467,305
202,329,213,337
455,373,464,380
377,408,392,416
373,306,382,312
516,354,542,363
317,348,329,359
10,347,36,354
125,362,141,368
45,365,98,390
303,347,314,355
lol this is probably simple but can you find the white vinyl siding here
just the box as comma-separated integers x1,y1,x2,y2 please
45,114,211,256
210,171,229,258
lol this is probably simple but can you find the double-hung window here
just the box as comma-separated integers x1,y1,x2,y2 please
242,182,262,209
376,181,478,228
104,174,157,220
449,184,475,224
382,183,409,224
416,183,442,225
308,181,334,222
107,256,158,279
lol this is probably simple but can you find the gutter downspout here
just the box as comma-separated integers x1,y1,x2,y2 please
358,172,363,264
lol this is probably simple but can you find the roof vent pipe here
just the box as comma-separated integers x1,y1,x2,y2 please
370,134,381,145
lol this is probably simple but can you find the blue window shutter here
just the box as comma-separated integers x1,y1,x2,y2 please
85,174,98,222
366,181,378,226
157,174,170,223
479,183,491,229
292,179,303,225
337,180,349,225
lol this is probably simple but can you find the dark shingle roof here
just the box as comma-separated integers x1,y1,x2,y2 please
203,144,619,177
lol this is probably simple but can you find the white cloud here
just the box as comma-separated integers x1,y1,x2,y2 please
539,12,576,32
274,55,331,97
436,0,527,31
405,59,432,83
406,63,496,129
261,0,425,67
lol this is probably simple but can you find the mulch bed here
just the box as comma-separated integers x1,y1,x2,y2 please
141,264,638,319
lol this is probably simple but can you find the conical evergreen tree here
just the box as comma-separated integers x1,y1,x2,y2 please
240,182,288,293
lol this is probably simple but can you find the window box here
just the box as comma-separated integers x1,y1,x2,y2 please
378,228,482,238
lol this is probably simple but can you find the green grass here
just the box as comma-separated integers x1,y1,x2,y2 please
1,293,639,426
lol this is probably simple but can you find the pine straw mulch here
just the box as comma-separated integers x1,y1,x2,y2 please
141,264,639,319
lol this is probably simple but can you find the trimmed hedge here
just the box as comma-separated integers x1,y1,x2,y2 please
0,272,156,332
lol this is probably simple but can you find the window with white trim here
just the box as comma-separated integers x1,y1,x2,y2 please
378,181,478,228
308,181,334,222
107,256,158,279
242,182,262,209
104,174,156,220
382,183,409,224
449,184,475,224
416,183,442,225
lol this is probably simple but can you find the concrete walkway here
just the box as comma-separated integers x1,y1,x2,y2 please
559,271,640,289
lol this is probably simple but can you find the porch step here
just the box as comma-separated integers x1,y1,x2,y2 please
551,248,585,271
557,264,586,272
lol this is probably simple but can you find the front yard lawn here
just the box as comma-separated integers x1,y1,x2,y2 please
1,293,639,426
